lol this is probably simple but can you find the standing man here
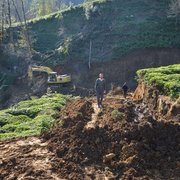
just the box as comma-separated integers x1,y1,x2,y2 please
95,73,106,108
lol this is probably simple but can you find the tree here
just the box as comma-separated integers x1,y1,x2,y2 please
1,0,83,24
20,0,32,54
7,0,14,44
0,0,6,43
169,0,180,25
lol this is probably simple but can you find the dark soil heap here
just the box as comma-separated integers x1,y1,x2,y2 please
0,97,180,180
43,97,180,179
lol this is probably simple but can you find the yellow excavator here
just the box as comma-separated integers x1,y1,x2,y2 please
28,66,73,92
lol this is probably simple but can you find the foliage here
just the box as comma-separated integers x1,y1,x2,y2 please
0,0,83,25
0,93,72,140
83,0,107,19
111,110,125,120
137,64,180,98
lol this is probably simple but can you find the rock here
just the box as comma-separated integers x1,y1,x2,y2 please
82,157,89,164
176,161,180,168
85,167,95,175
108,86,123,96
133,81,146,101
103,153,116,162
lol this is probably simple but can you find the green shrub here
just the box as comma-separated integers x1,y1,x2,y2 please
0,112,12,126
33,115,54,133
111,110,125,120
1,124,18,133
0,93,72,140
0,132,18,140
137,64,180,98
7,108,41,118
15,124,33,133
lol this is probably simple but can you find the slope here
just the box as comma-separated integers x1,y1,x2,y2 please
15,0,180,64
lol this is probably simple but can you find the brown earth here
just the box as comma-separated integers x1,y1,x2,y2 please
0,95,180,180
133,81,180,120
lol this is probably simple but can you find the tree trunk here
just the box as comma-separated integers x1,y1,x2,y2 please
1,0,6,43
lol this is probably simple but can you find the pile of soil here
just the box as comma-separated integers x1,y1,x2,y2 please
43,97,180,179
0,96,180,179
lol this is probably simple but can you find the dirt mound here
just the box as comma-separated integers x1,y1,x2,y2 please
44,97,180,179
0,96,180,179
0,137,57,179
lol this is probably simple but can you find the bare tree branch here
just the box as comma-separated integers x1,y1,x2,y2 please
11,0,22,24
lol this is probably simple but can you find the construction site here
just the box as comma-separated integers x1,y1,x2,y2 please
0,0,180,179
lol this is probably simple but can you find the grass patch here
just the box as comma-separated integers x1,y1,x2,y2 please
0,93,72,140
137,64,180,98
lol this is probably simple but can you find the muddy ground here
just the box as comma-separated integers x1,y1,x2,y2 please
0,95,180,180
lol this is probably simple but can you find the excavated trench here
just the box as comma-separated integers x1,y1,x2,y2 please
0,95,180,180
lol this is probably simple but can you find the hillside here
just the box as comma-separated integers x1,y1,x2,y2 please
0,0,180,178
23,0,180,63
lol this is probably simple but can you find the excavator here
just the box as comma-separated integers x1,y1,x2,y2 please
28,66,74,93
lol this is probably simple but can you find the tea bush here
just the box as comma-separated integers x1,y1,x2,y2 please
137,64,180,98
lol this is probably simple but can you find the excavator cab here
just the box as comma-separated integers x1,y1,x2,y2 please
57,74,71,84
47,72,71,85
48,72,57,82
